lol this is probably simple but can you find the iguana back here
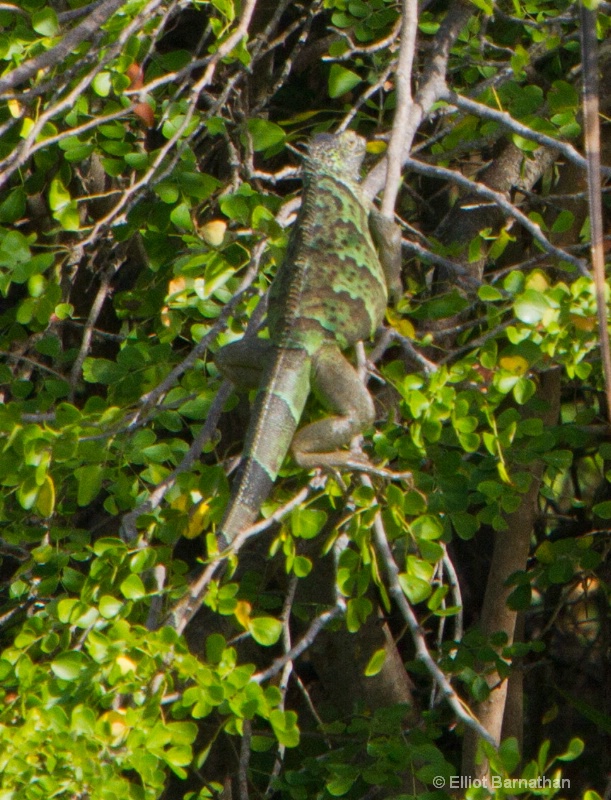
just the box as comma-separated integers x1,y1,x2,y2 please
268,133,388,352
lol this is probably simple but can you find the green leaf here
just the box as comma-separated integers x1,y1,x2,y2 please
510,44,530,76
211,0,235,21
514,289,550,324
547,559,573,584
62,143,95,162
346,597,372,632
55,302,74,319
164,745,193,767
411,514,443,540
398,573,431,604
512,377,536,405
49,178,71,212
269,709,300,748
327,775,356,797
556,688,611,736
556,737,584,761
512,132,541,153
36,474,55,517
410,291,470,320
468,0,493,13
0,188,26,223
548,80,579,113
51,651,87,680
92,71,112,97
328,64,362,98
57,598,78,623
292,555,312,577
478,285,503,302
17,477,39,511
427,585,448,612
120,573,147,599
54,201,80,231
403,490,426,515
249,616,282,646
246,119,286,152
205,633,226,664
170,202,193,230
99,595,123,618
551,209,575,234
291,507,327,539
0,230,31,265
71,704,96,736
364,648,386,677
74,465,104,506
451,512,478,540
592,500,611,519
82,357,125,384
155,181,180,204
32,7,59,36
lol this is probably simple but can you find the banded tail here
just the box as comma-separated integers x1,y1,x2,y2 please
216,347,311,548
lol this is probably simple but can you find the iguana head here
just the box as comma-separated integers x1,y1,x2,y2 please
305,131,367,181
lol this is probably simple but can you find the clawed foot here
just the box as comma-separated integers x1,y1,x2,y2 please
295,450,412,483
343,458,413,483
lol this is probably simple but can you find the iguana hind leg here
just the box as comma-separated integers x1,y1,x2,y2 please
215,337,274,390
291,344,375,469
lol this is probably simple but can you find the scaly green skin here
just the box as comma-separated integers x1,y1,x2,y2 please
215,132,402,549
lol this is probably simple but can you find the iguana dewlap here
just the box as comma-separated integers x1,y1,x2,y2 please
214,131,402,549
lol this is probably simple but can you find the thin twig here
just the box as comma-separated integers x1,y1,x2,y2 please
402,239,482,285
0,3,28,15
78,0,259,248
69,262,121,399
442,546,464,644
404,156,589,275
120,381,233,542
254,602,345,685
266,576,297,790
370,509,497,746
0,0,126,95
166,482,318,634
137,241,265,413
238,720,251,800
443,89,611,178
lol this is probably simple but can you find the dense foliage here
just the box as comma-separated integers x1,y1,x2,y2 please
0,0,610,798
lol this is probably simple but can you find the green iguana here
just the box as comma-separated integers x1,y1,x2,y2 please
214,131,402,549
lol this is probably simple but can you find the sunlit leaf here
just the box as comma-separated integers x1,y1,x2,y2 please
328,64,362,98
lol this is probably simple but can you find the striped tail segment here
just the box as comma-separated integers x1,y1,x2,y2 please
216,347,311,549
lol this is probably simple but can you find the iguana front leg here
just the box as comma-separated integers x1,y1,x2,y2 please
291,344,375,469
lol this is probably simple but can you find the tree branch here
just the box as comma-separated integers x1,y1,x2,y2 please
405,156,589,275
381,0,418,217
442,88,611,177
0,0,127,96
580,2,611,420
363,0,473,199
371,509,497,747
